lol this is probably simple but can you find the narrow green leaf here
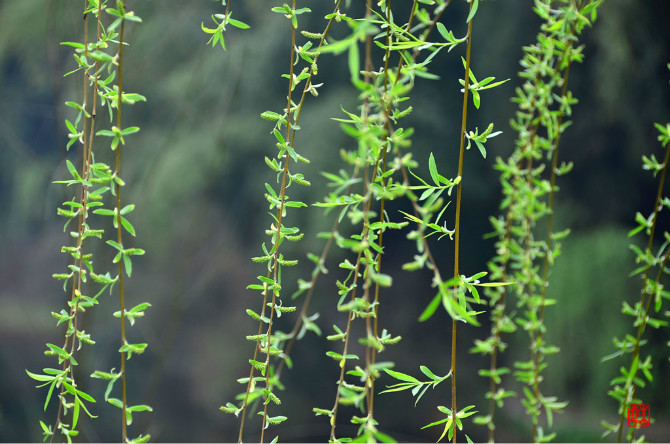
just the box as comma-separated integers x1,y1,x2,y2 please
436,22,450,42
419,293,441,322
466,0,479,23
428,153,439,185
26,370,55,382
227,17,250,29
348,41,359,81
72,397,80,429
385,368,420,384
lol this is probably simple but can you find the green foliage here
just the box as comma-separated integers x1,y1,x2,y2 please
473,0,602,441
210,1,330,441
602,90,670,442
381,366,451,406
27,1,150,441
422,405,477,443
19,0,670,442
206,0,511,441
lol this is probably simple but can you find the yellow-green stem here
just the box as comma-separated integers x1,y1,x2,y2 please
261,2,296,441
238,2,344,440
452,7,474,442
330,143,386,441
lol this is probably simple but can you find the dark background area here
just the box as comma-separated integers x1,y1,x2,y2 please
0,0,669,442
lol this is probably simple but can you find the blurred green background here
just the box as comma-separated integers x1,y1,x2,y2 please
0,0,669,441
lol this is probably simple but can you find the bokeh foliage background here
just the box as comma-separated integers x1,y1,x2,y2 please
0,0,669,441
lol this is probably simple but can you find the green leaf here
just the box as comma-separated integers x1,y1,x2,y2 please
120,126,140,136
45,380,57,412
422,414,450,431
93,208,115,216
122,93,146,104
26,369,56,382
45,343,69,358
326,351,344,361
39,420,51,436
273,129,285,145
420,365,437,380
419,293,441,322
123,253,133,277
474,139,486,158
472,89,481,109
370,271,393,287
129,302,151,314
75,388,95,403
227,17,250,29
436,22,450,42
428,153,439,185
127,404,153,413
96,129,116,137
106,240,123,251
375,431,396,443
120,216,136,236
66,160,82,181
108,397,123,409
72,397,80,429
466,0,479,23
348,40,359,81
385,368,419,383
